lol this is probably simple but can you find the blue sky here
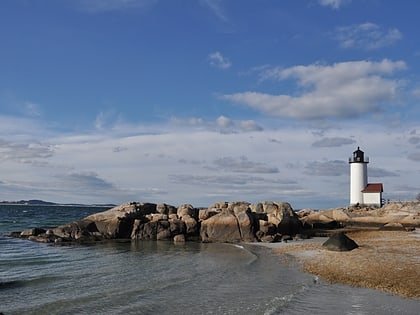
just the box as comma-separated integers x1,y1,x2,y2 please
1,0,420,208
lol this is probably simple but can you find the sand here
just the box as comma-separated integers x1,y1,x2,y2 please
261,229,420,299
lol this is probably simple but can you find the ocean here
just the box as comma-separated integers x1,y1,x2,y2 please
0,205,418,315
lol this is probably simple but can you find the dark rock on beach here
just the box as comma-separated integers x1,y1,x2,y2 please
322,232,359,251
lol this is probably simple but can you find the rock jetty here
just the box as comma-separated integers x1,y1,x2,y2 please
13,201,302,244
11,201,420,244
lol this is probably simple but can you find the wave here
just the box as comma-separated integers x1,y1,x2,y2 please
0,276,61,290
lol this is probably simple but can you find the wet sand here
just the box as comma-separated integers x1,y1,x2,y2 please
260,229,420,298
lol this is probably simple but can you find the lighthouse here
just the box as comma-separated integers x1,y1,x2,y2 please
349,147,383,207
349,147,368,205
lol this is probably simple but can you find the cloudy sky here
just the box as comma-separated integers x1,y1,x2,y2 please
1,0,420,208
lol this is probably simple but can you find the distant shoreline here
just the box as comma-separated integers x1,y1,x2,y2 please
0,201,115,207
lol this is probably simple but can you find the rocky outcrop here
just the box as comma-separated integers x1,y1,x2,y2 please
13,200,303,244
298,203,420,230
16,200,419,244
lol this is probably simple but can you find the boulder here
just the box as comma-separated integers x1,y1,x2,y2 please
173,234,185,243
20,228,46,237
200,202,256,242
198,208,220,221
156,203,177,215
52,220,99,240
84,202,158,238
169,218,186,235
133,221,158,240
251,201,301,235
200,210,242,243
322,232,358,251
182,215,199,237
177,204,198,220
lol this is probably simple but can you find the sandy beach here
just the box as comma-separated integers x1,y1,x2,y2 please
257,229,420,299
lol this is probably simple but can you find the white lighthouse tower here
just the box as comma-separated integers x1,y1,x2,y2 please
349,147,369,205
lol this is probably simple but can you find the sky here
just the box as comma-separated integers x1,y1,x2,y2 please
1,0,420,209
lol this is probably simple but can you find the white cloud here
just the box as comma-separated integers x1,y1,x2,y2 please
0,139,54,162
216,115,233,128
200,0,228,22
208,51,232,69
171,115,263,132
224,59,406,120
334,23,402,50
2,111,420,208
318,0,350,9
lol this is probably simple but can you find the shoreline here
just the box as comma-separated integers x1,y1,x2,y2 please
252,229,420,299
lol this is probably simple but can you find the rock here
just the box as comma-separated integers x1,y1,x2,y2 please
235,209,255,242
20,228,46,237
200,209,242,243
52,220,98,240
251,201,301,235
322,232,358,251
296,208,315,218
156,203,177,215
281,235,292,242
13,200,310,244
198,209,219,221
173,234,185,243
169,218,186,235
258,220,277,236
134,221,158,240
200,202,255,242
381,222,405,230
84,202,158,238
182,215,199,237
260,235,275,243
157,229,171,240
177,204,198,220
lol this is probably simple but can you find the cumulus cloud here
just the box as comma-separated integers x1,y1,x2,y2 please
213,156,279,174
312,137,356,147
224,59,406,120
318,0,350,9
208,51,232,69
333,23,402,50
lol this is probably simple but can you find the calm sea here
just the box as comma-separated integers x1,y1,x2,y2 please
0,205,418,315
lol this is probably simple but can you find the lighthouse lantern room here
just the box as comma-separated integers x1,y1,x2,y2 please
349,147,383,207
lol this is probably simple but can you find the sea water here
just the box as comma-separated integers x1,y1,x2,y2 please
0,205,418,315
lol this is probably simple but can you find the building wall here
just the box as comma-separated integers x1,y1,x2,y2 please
362,192,382,207
350,163,368,205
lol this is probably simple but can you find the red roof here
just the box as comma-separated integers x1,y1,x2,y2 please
362,183,383,193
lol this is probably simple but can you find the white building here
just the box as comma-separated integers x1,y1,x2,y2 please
349,147,383,207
